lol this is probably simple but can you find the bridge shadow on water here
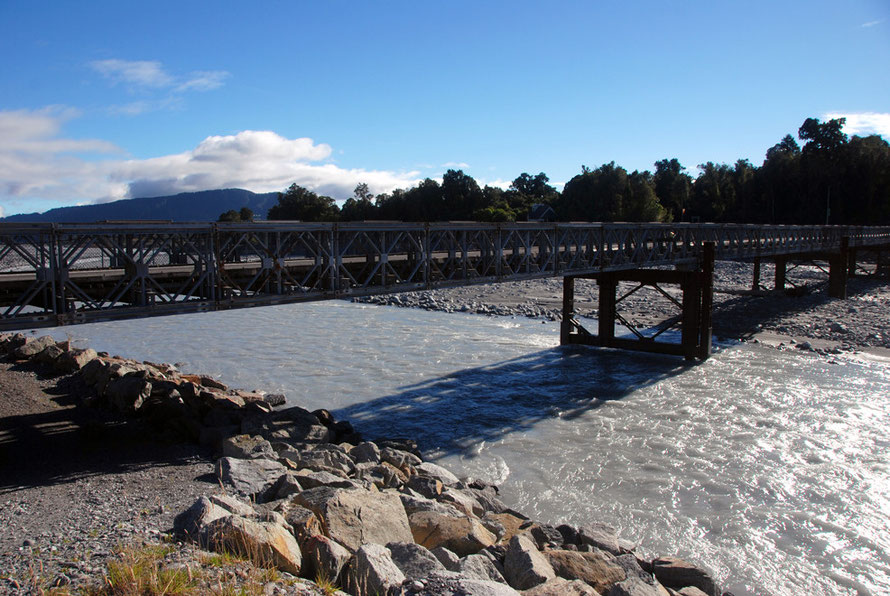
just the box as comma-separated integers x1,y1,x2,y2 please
332,345,690,459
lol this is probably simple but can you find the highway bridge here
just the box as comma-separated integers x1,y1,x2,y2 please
2,222,889,359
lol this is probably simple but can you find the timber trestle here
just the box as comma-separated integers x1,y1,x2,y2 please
2,222,890,360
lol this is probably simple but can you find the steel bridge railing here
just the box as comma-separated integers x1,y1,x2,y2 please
2,222,889,330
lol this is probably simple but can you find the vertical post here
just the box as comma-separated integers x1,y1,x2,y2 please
560,276,575,345
698,242,715,360
597,273,616,346
752,257,761,291
775,256,786,292
847,247,857,278
681,271,700,361
828,236,849,298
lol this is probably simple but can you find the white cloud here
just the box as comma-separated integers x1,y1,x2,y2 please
824,111,890,137
0,108,420,213
861,20,883,28
442,161,470,169
90,59,174,88
175,70,230,92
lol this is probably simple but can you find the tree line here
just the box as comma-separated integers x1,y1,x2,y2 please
255,117,890,225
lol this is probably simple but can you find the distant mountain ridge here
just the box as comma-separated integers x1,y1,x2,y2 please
2,189,280,223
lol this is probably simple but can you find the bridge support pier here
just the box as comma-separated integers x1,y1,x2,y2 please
828,237,850,299
560,243,715,361
775,256,787,292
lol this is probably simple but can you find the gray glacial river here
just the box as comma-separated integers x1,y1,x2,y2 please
42,301,890,596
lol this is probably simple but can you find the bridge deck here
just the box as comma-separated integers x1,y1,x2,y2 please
2,222,889,331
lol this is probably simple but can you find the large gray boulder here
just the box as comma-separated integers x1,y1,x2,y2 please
503,534,556,590
415,461,459,485
523,577,602,595
241,406,330,443
292,487,412,552
214,456,286,502
173,496,231,539
105,376,152,413
221,434,276,460
13,335,55,359
420,572,520,595
459,553,507,583
386,541,446,580
303,535,351,585
343,543,405,596
578,522,624,556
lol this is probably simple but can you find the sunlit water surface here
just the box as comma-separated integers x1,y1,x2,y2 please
41,302,890,596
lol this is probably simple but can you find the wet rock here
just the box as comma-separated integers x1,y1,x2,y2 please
415,461,460,485
578,522,624,556
408,511,497,557
214,456,286,502
652,557,719,596
503,534,555,590
292,487,412,552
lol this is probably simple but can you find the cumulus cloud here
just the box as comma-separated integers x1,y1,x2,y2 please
0,108,420,213
824,112,890,138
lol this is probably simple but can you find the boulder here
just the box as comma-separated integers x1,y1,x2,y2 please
386,541,446,580
13,335,55,359
380,446,422,469
439,487,484,518
400,493,464,518
201,515,301,575
415,461,459,485
578,522,624,556
503,534,555,590
606,576,671,596
421,572,520,595
460,553,507,583
104,376,152,413
55,347,98,372
678,588,710,596
349,441,381,464
36,344,66,365
242,406,330,443
292,487,412,552
406,475,443,499
271,473,303,500
547,549,626,593
173,496,231,539
278,504,323,547
209,494,257,517
303,535,351,584
214,456,286,502
291,445,356,475
430,546,461,572
221,434,276,460
409,511,497,557
484,512,528,544
466,486,509,514
652,557,719,596
343,543,405,596
524,577,602,595
293,469,362,490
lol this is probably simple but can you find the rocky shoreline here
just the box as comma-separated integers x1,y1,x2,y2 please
1,332,729,596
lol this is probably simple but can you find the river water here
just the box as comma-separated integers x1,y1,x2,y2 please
41,301,890,596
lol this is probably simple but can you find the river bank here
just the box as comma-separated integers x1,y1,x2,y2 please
354,261,890,356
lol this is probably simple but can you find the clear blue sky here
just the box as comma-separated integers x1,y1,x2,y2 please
2,0,889,216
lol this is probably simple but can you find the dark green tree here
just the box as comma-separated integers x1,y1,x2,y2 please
340,183,377,221
268,183,340,221
653,159,691,221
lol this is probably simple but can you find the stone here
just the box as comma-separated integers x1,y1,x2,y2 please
293,469,362,490
376,438,421,458
221,434,276,460
547,549,626,593
355,463,402,489
303,535,351,585
460,553,507,583
209,494,257,517
678,588,710,596
292,445,356,475
36,344,66,365
215,456,286,502
349,441,381,464
606,575,671,596
13,335,55,359
652,557,719,596
524,577,601,595
529,524,564,549
271,473,303,500
406,475,443,499
380,446,422,469
578,522,624,556
292,487,412,552
409,511,497,557
201,515,301,575
485,512,528,544
242,406,330,443
173,496,231,539
104,376,152,413
439,487,483,517
278,504,323,547
421,572,520,595
466,486,509,514
503,534,556,590
415,461,459,485
386,541,446,580
430,546,461,572
263,393,287,407
400,492,464,518
343,543,405,596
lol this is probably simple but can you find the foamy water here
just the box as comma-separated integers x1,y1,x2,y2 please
40,301,890,595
